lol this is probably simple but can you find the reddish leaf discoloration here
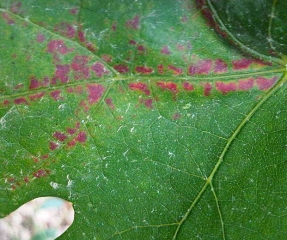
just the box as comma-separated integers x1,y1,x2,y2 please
202,82,212,96
114,64,129,73
10,2,22,13
71,56,90,80
29,92,45,101
135,66,153,74
158,65,164,74
232,59,253,70
52,65,70,84
105,98,115,109
214,59,228,73
238,78,254,90
54,22,76,38
36,34,46,42
53,132,67,142
75,131,87,143
14,97,28,105
70,8,78,15
168,65,183,75
87,84,105,105
182,82,194,91
49,142,59,151
126,15,140,29
157,81,178,94
189,59,213,75
29,76,40,89
1,12,15,25
256,76,277,90
129,82,150,95
91,62,109,77
50,90,63,101
47,40,73,55
216,82,237,95
161,46,171,55
33,169,50,178
139,99,153,109
67,127,77,135
172,112,181,120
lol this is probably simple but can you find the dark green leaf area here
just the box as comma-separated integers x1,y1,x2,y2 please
201,0,287,59
216,84,287,239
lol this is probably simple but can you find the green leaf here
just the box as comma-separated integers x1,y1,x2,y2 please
0,0,286,239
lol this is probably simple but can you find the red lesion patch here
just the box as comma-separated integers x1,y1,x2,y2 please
50,90,63,101
139,98,153,109
29,92,45,101
256,76,277,90
129,82,150,95
1,12,15,25
215,82,237,95
201,82,212,96
157,81,178,94
126,15,140,29
87,84,105,105
51,65,70,84
33,169,50,178
213,59,228,73
105,98,115,109
135,66,153,74
54,22,76,39
53,131,67,142
161,46,171,55
49,142,59,151
114,64,129,73
47,40,73,55
36,34,46,42
158,65,164,74
189,59,213,75
14,97,28,105
238,78,254,90
168,65,183,75
91,62,110,77
71,55,90,80
182,82,194,91
75,131,87,143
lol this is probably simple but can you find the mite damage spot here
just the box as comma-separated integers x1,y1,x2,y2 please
75,131,87,143
1,12,15,25
114,64,129,73
232,59,253,70
53,132,67,142
214,59,228,73
71,56,90,79
105,98,115,109
91,62,109,77
139,98,153,109
156,81,178,94
49,142,59,151
47,40,73,55
201,82,212,96
137,45,146,53
161,46,171,55
158,65,164,74
129,82,150,95
256,76,277,90
87,84,105,105
182,82,194,91
50,90,63,101
172,112,181,120
168,65,183,75
126,15,140,29
238,78,254,90
54,22,76,39
29,92,45,101
14,97,28,105
135,66,153,74
51,65,70,84
36,34,46,42
70,7,78,15
216,82,237,94
189,59,213,75
33,169,50,178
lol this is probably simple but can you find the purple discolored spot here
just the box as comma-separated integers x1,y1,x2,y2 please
36,34,46,42
70,8,78,15
54,22,76,39
157,82,178,94
111,21,117,31
158,65,164,74
114,64,129,73
29,76,40,89
91,62,109,77
189,59,213,75
215,82,237,94
135,66,153,74
168,65,183,75
49,142,59,151
71,55,90,80
232,59,253,70
129,82,150,95
10,2,22,13
126,15,140,29
256,76,277,90
50,90,62,100
14,97,28,105
202,82,212,96
29,92,45,101
53,131,67,141
213,59,228,73
172,112,181,120
33,169,50,178
47,40,72,55
75,131,87,143
182,82,194,91
238,78,254,90
161,46,171,55
87,84,105,105
105,98,115,109
1,12,15,25
51,65,70,84
67,127,77,135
